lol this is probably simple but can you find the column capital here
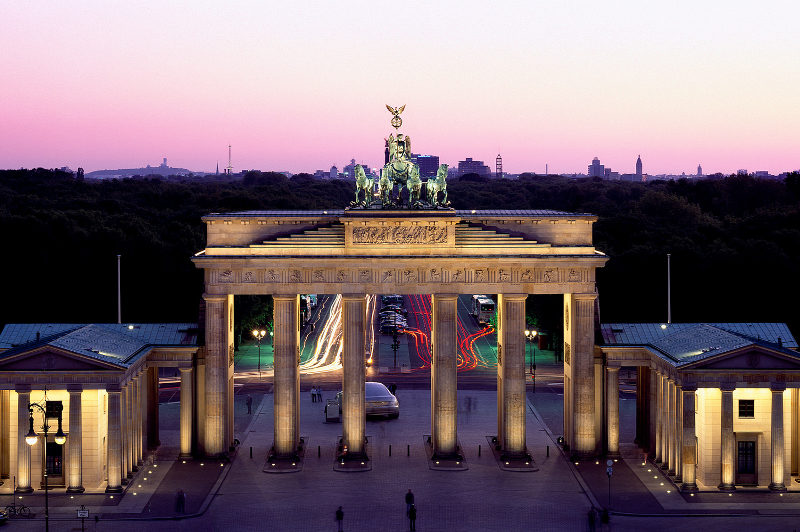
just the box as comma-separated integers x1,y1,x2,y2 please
681,384,697,392
66,385,83,394
341,293,367,302
14,385,31,394
202,293,228,303
499,293,527,302
606,365,621,373
771,383,787,393
179,366,193,374
719,383,736,393
272,294,299,302
106,385,121,394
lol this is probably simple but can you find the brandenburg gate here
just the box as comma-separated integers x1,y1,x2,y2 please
192,105,607,466
192,207,608,463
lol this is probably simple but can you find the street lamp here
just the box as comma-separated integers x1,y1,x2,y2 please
252,329,267,378
525,330,537,381
391,330,400,369
26,397,66,532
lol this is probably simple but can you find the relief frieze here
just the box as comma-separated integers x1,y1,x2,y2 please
352,226,448,245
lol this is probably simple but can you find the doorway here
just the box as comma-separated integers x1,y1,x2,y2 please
41,436,65,488
736,439,757,485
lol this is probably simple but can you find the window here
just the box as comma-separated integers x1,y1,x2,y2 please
738,399,755,418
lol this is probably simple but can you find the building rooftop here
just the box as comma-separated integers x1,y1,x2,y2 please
601,322,798,366
0,323,198,350
203,209,595,218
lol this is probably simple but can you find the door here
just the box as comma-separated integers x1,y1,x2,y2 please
736,440,757,485
41,437,65,488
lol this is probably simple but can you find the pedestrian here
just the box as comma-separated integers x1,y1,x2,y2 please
405,488,414,515
408,503,416,531
389,383,397,395
316,386,323,402
311,386,317,403
175,489,186,514
335,506,344,532
246,395,253,415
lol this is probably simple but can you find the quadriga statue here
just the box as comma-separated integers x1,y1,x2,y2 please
426,164,449,206
407,165,423,206
351,165,374,206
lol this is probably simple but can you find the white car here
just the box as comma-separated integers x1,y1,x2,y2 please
333,382,399,418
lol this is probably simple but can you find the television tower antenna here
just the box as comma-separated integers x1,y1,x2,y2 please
225,144,233,175
496,153,503,179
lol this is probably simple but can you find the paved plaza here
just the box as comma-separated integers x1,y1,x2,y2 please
7,377,800,531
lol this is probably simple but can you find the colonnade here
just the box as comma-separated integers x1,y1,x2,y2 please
605,367,788,491
10,363,194,493
203,291,599,462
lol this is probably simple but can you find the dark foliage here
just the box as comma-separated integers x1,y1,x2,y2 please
1,169,799,337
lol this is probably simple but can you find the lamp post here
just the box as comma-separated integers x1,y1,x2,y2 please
391,331,400,369
252,329,267,378
524,330,537,375
26,398,66,532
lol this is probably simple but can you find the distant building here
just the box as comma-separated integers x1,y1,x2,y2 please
737,169,748,176
330,166,338,179
636,155,643,179
457,157,490,177
697,164,703,177
754,171,771,178
343,159,357,178
496,154,503,179
411,154,439,178
588,157,605,178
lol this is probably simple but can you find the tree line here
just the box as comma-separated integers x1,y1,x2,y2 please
1,168,799,339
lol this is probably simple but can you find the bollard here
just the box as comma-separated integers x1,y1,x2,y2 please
389,444,392,457
249,446,253,459
478,444,481,457
547,445,550,457
407,444,410,456
318,445,321,458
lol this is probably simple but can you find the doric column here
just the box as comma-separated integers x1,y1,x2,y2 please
106,388,123,493
15,388,32,493
497,294,526,456
273,295,300,457
648,368,658,458
138,371,146,462
606,366,620,457
147,366,160,449
126,381,135,475
342,295,366,456
719,384,735,490
432,294,459,457
203,293,233,456
655,373,663,464
1,390,9,479
660,374,669,469
120,383,129,480
668,379,676,475
770,385,787,491
67,387,84,492
680,386,698,491
566,293,598,456
135,373,143,465
180,367,194,458
674,384,683,482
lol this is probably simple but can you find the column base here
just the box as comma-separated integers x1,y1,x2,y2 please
668,468,676,476
178,453,193,460
680,482,698,492
674,474,682,483
718,483,735,491
264,437,306,474
333,437,371,472
14,487,33,494
769,482,787,492
423,436,468,471
105,486,124,494
606,451,621,459
66,486,85,494
132,465,139,472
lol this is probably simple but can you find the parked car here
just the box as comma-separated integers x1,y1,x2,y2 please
332,382,399,419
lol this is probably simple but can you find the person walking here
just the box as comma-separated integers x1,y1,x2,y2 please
335,506,344,532
316,386,323,403
175,489,186,514
405,489,414,515
246,395,253,415
408,503,417,531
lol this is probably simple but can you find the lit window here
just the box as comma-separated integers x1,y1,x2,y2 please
738,399,754,418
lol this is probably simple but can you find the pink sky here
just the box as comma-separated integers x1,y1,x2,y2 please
1,1,798,175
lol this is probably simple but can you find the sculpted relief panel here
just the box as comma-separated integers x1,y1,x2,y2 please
352,226,448,245
209,266,592,289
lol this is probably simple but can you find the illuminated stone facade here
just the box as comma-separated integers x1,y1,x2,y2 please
601,323,800,491
0,324,199,493
193,208,608,460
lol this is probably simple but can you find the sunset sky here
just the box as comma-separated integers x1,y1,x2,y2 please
1,1,798,175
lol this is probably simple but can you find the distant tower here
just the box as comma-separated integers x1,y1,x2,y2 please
545,163,548,175
162,157,168,168
697,164,703,177
636,155,643,179
225,145,233,175
216,162,219,175
496,154,503,179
